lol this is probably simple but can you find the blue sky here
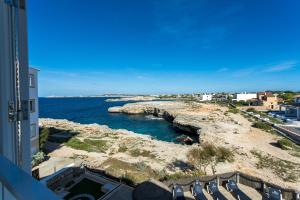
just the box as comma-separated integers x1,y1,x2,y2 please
27,0,300,96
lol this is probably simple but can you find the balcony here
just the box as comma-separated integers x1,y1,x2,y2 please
0,155,60,200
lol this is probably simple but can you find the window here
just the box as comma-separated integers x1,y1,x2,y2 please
29,99,35,112
29,74,35,87
30,124,36,138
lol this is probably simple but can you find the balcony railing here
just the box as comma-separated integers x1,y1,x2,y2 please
0,155,60,200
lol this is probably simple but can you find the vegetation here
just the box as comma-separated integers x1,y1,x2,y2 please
187,143,234,174
65,138,109,153
101,158,160,185
252,122,273,132
159,170,205,181
277,92,296,103
31,151,46,167
246,108,256,112
251,150,300,182
129,148,156,158
228,108,239,114
118,144,128,152
277,138,300,157
39,126,79,150
232,100,251,106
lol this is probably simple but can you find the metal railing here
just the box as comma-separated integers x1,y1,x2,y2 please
0,155,60,200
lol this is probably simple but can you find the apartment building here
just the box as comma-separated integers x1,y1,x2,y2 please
29,67,39,155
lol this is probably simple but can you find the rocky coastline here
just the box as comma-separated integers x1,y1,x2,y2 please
105,96,159,102
38,99,300,190
108,101,207,140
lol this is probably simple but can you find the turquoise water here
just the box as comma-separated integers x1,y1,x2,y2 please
39,97,185,142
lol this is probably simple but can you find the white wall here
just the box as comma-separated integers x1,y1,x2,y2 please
234,93,257,101
29,68,39,155
199,94,212,101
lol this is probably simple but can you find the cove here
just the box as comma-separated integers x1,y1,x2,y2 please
39,97,186,142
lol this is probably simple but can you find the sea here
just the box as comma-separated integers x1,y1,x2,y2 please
39,97,185,142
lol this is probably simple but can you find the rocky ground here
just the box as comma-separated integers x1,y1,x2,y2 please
38,101,300,190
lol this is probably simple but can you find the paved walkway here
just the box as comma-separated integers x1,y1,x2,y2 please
36,157,75,179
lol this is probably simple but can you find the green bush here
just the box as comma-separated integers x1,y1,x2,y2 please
252,122,272,131
277,138,300,151
246,108,256,112
129,149,156,158
118,145,128,152
187,143,234,174
31,151,45,167
228,108,239,114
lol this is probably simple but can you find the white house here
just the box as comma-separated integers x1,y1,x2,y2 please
233,92,257,102
198,94,212,101
29,67,39,155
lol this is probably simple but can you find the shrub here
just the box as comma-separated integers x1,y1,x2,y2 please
246,108,255,112
252,122,272,131
228,108,239,114
129,149,156,158
277,138,300,151
118,145,128,153
187,143,234,174
120,173,135,186
31,151,45,167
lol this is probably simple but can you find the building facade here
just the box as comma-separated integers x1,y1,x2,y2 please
233,92,257,102
295,95,300,104
198,94,212,101
29,67,39,155
257,92,281,110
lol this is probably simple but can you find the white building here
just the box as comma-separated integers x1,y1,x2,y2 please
198,94,212,101
233,92,257,102
29,67,39,155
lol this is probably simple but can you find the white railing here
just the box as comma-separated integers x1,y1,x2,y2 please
0,155,60,200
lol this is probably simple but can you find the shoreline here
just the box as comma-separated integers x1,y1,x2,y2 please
38,99,300,190
39,118,161,142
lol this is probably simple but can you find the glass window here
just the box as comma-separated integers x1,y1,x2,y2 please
30,124,36,138
29,99,35,112
29,74,35,87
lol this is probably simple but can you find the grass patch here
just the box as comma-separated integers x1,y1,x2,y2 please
129,149,156,158
65,138,109,153
39,126,79,150
251,150,300,182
